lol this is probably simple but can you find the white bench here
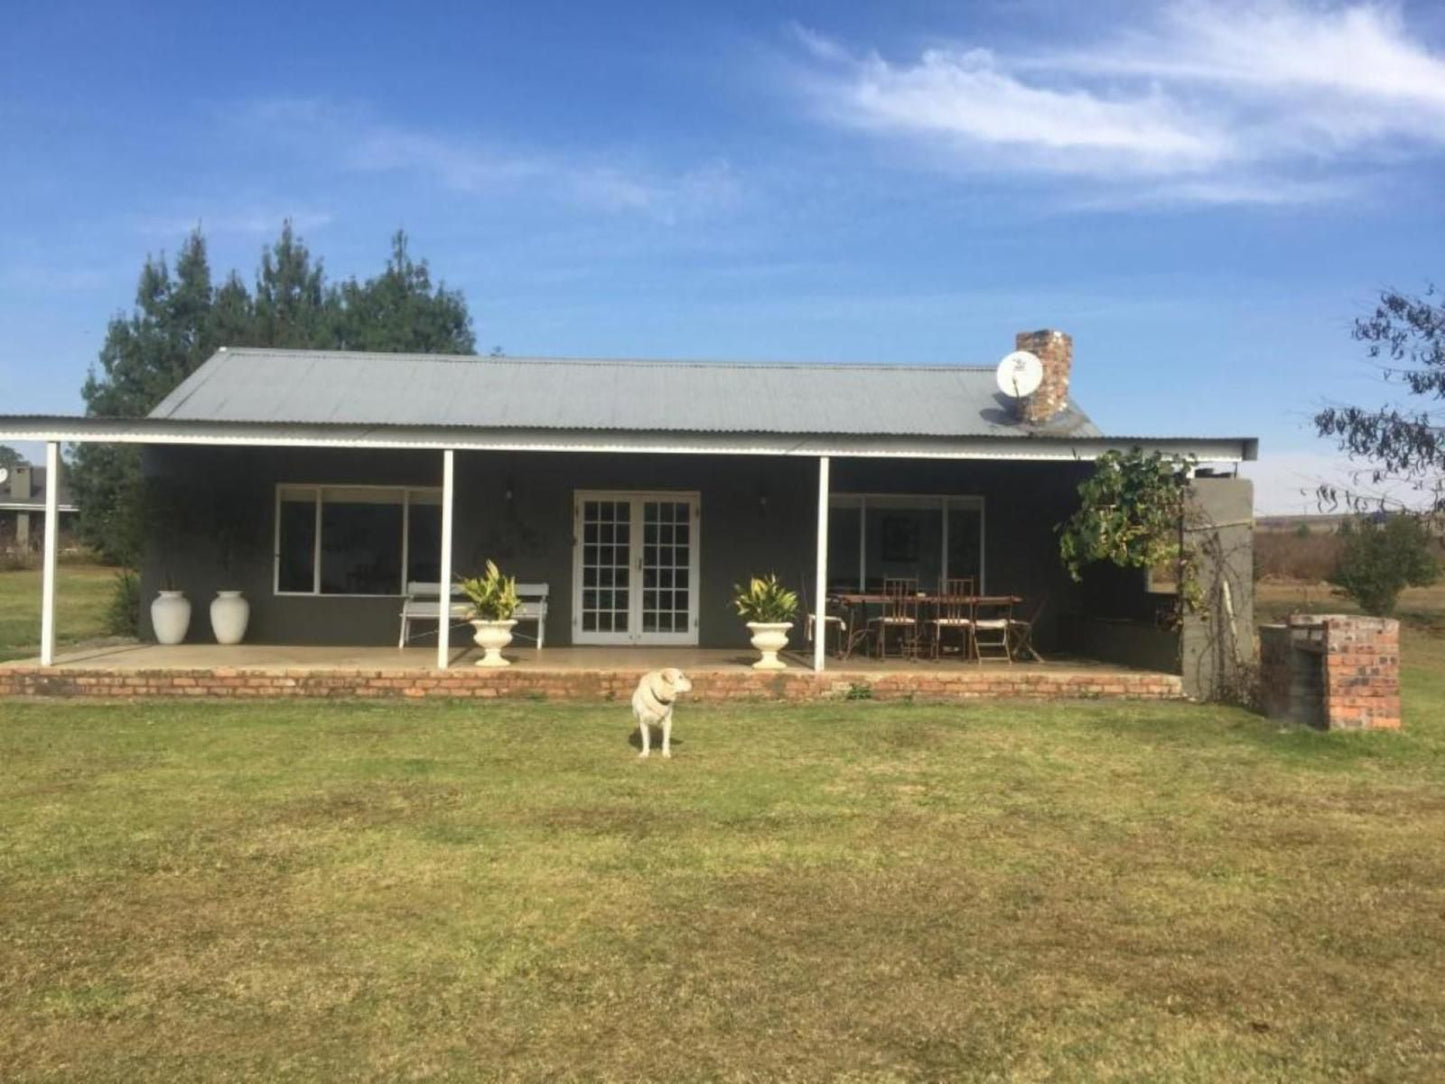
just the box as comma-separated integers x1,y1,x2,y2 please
398,581,549,650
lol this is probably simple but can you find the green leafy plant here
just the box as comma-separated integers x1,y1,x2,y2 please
458,560,520,621
1057,448,1202,612
1328,515,1440,616
732,573,799,624
105,570,141,637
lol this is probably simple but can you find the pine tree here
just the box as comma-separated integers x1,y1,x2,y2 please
70,223,477,564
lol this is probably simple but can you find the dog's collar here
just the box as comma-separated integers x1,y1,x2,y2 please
652,690,675,706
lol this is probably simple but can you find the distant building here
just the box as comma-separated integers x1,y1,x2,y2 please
0,462,78,551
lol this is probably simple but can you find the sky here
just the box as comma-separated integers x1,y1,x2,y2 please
2,0,1444,513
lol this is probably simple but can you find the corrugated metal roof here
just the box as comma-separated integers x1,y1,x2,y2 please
149,348,1103,438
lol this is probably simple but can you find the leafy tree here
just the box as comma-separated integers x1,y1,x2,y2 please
1316,286,1445,514
1057,448,1201,610
1328,515,1440,616
70,223,476,564
0,445,25,470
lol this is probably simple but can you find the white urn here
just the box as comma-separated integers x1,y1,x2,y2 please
151,590,192,646
746,621,793,670
210,590,250,645
470,619,517,667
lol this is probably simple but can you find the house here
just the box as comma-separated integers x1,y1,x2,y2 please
0,460,77,552
0,329,1257,697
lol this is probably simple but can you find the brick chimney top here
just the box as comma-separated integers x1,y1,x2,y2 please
1015,329,1072,425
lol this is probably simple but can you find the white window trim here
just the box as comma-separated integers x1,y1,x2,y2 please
828,492,987,593
273,483,443,598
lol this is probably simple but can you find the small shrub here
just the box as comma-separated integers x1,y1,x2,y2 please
457,560,519,621
1328,515,1440,616
845,681,873,701
732,573,799,624
105,570,141,637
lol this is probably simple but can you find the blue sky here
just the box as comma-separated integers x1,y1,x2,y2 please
3,0,1444,512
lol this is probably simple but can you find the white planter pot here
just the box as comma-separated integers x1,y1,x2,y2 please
209,590,250,645
151,590,191,646
470,619,517,667
747,621,793,670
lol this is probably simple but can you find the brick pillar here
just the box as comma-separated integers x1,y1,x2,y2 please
1320,616,1401,730
1016,329,1073,424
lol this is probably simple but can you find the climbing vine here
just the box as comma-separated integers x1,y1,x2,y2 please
1057,448,1203,613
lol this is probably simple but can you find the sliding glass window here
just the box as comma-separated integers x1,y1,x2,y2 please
826,495,984,593
275,485,442,597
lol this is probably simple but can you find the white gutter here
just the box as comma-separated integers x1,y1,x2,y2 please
0,417,1258,463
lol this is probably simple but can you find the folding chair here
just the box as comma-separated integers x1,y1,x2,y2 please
970,596,1014,664
1008,595,1048,662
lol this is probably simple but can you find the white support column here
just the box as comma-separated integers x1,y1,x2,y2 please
437,449,456,670
813,455,830,673
40,441,60,666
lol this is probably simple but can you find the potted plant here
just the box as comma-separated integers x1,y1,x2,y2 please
208,489,252,645
145,477,192,646
458,560,520,667
732,573,799,670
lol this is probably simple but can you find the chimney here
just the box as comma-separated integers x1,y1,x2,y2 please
12,465,32,500
1016,329,1072,425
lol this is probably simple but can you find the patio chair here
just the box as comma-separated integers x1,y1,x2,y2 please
869,577,920,660
970,596,1014,664
1008,595,1048,662
800,578,849,658
929,577,976,660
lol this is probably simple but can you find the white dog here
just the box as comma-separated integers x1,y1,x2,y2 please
632,668,693,758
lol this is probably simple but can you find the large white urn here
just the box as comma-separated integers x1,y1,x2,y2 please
151,590,192,646
210,590,250,645
746,621,793,670
470,619,517,667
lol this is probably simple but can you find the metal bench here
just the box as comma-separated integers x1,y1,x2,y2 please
398,581,549,650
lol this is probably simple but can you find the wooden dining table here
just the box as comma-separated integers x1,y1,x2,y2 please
827,592,1024,661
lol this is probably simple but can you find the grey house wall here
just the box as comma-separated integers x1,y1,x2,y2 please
1180,477,1256,700
138,445,1222,673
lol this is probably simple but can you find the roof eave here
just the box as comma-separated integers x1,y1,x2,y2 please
0,416,1259,463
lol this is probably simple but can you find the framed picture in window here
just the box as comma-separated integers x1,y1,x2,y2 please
880,515,921,562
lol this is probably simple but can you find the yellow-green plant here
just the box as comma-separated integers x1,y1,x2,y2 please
458,560,520,621
732,573,799,624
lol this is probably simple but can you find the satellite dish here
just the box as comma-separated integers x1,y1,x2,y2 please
0,467,8,486
996,350,1043,399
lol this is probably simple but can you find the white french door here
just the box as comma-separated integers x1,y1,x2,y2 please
572,491,700,646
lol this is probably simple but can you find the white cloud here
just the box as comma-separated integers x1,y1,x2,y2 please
1241,449,1429,515
242,98,741,225
129,208,334,238
790,1,1445,204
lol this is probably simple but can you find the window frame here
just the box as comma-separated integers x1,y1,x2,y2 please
272,483,443,598
827,493,986,593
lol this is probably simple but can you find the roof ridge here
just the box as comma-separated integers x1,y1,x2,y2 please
213,347,996,373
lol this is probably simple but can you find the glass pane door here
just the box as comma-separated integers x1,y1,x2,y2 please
578,498,633,641
641,500,693,638
574,493,698,645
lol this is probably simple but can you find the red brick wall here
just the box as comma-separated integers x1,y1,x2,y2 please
1258,615,1401,730
0,665,1183,703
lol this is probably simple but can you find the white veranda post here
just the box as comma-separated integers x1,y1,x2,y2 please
437,449,456,670
40,441,60,666
813,455,830,673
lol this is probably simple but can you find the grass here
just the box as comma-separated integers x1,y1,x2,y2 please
3,671,1445,1080
0,562,121,662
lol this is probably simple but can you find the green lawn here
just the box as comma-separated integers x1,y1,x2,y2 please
3,662,1444,1080
0,563,120,662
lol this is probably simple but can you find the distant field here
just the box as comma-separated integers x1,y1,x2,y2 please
1256,580,1445,630
0,563,120,662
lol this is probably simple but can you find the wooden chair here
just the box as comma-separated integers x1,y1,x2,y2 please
929,577,976,660
869,578,920,659
1007,595,1047,662
970,596,1014,664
